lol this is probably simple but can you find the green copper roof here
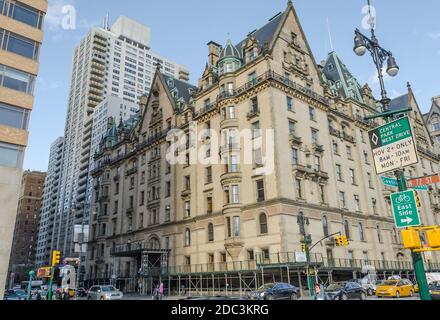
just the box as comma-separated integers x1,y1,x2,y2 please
322,51,364,104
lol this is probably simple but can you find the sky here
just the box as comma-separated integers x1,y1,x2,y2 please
24,0,440,171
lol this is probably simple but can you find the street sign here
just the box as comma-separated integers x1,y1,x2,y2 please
391,190,421,229
381,176,399,187
381,176,429,191
295,252,307,263
37,267,51,278
369,116,418,175
407,174,440,189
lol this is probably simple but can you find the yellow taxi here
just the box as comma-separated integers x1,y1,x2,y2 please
375,279,415,298
414,284,419,293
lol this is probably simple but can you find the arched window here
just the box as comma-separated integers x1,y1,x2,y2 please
185,228,191,246
358,223,365,241
322,216,329,237
344,220,350,239
148,237,160,250
259,214,268,234
208,223,214,242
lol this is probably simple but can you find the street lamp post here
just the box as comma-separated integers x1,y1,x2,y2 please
353,16,431,300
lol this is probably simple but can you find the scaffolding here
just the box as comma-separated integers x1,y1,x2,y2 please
85,250,440,296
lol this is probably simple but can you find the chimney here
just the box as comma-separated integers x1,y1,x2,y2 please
207,41,221,66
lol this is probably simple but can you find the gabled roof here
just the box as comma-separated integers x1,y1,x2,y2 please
389,94,410,111
322,51,364,104
235,12,284,55
220,38,242,60
162,73,197,104
424,97,440,122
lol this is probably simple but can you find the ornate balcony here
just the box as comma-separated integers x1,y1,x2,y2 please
289,134,302,145
247,109,260,120
220,171,242,185
220,117,239,129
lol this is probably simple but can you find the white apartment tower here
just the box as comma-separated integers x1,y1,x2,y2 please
35,137,64,267
53,16,189,262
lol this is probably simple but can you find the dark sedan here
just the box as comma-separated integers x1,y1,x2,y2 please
248,283,300,300
180,296,246,300
3,289,27,300
325,282,367,300
429,282,440,300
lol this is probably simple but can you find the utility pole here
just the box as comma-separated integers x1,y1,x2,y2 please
353,1,431,300
297,212,314,296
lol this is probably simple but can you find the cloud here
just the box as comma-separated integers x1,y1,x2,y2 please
427,32,440,40
367,66,391,89
37,77,63,91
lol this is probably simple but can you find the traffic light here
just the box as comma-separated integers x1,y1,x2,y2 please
335,236,343,246
301,243,307,253
426,228,440,248
51,250,61,267
401,229,422,249
414,191,422,208
335,236,349,247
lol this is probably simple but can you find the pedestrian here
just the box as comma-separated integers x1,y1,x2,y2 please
159,283,164,300
314,283,321,300
153,285,159,300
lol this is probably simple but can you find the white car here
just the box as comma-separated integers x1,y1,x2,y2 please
87,286,123,300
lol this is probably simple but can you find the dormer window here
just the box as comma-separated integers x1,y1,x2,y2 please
249,49,255,62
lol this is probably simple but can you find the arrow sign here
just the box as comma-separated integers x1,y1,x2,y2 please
401,217,413,225
390,190,421,229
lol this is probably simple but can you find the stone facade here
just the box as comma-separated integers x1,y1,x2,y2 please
7,171,46,285
85,2,440,288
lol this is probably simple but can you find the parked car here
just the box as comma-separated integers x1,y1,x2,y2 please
77,287,88,297
348,278,377,296
87,285,123,300
3,289,27,300
375,279,415,298
429,281,440,300
248,283,300,300
180,296,246,300
325,282,367,300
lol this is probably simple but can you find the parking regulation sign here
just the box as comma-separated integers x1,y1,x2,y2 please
368,116,418,175
390,190,421,228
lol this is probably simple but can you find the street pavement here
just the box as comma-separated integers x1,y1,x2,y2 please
105,293,422,301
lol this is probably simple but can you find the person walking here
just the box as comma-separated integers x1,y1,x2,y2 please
314,283,321,300
159,283,164,300
153,284,159,300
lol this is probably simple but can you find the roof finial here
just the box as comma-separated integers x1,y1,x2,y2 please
287,0,293,8
407,82,412,91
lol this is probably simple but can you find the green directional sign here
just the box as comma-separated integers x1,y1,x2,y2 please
390,190,421,229
381,176,429,191
369,116,419,175
381,176,399,187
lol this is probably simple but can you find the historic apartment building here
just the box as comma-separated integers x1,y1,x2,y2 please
46,16,190,265
85,2,440,291
8,170,46,286
0,0,48,297
424,96,440,145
